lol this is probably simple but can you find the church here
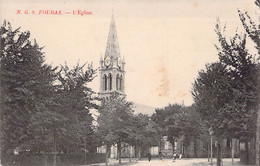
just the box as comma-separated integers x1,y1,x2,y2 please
99,14,125,99
97,13,157,159
97,14,136,158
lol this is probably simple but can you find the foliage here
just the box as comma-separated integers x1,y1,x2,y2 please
152,103,204,153
0,21,57,155
96,93,134,146
96,93,135,164
181,105,206,145
130,113,162,147
56,63,98,151
238,0,260,54
152,104,186,152
192,18,258,139
0,22,98,166
215,20,258,139
29,62,98,153
192,62,233,137
238,1,260,164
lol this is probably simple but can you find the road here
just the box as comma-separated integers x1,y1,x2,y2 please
129,158,211,166
133,159,207,166
117,158,248,166
89,158,252,166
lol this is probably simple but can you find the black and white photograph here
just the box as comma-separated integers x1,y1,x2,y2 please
0,0,259,165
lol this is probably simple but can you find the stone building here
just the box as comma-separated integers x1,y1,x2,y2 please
99,14,125,99
97,14,135,159
158,137,240,158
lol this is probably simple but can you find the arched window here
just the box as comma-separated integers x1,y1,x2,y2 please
107,74,110,90
108,73,112,90
119,75,123,90
116,74,120,90
103,74,107,90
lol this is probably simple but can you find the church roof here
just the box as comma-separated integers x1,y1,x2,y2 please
104,14,121,59
134,102,155,115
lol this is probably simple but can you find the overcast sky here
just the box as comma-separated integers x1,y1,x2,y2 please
0,0,258,108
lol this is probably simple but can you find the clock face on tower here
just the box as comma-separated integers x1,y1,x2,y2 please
105,57,111,66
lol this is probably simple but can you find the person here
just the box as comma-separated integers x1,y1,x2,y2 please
173,153,177,162
159,152,163,160
147,152,151,161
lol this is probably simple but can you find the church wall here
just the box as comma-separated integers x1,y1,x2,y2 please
150,146,159,156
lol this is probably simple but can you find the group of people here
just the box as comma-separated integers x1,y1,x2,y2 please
172,153,182,161
146,152,183,162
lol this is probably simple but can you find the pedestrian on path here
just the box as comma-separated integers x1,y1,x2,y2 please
159,152,163,160
147,152,151,162
173,153,177,162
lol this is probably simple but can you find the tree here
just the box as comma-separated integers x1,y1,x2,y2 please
96,93,134,164
0,21,57,164
192,13,259,163
181,105,205,158
130,113,162,159
238,1,260,164
215,19,258,164
29,110,68,166
0,21,99,166
152,103,206,158
192,62,233,166
151,104,185,155
55,63,98,152
29,62,98,165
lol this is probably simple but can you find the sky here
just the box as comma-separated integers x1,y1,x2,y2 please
0,0,258,108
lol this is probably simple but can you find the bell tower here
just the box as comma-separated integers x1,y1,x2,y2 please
99,14,125,98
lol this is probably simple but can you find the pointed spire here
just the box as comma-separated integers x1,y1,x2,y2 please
104,14,121,59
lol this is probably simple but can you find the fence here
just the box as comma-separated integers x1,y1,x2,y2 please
1,153,106,166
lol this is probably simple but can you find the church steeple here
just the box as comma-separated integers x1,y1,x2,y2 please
99,14,125,98
104,14,121,60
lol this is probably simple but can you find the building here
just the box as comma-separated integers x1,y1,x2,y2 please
158,137,240,159
99,14,125,99
97,14,135,159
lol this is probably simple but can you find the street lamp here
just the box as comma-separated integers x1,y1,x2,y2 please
209,127,214,166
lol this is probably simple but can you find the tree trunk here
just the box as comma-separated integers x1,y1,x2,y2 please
231,138,234,166
135,145,138,159
211,136,213,166
134,145,137,158
172,138,175,155
84,142,87,164
245,141,249,164
208,143,210,162
217,139,222,166
117,141,121,164
194,138,198,158
183,144,185,158
129,146,131,162
53,128,57,166
105,144,111,165
44,154,48,166
256,107,260,165
138,146,141,159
